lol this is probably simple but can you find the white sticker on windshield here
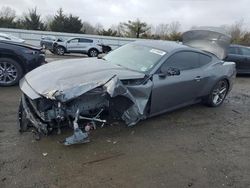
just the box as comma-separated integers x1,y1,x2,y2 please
150,49,166,56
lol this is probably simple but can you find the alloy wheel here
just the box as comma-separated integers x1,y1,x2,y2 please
212,80,228,105
90,49,98,57
0,61,18,85
57,47,64,55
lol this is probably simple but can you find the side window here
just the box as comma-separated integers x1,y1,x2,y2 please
228,47,238,55
199,54,212,66
162,51,200,71
69,38,79,43
240,47,250,56
79,38,93,43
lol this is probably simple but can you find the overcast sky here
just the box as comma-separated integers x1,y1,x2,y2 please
0,0,249,30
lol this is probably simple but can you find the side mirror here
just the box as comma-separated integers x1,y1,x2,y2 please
159,67,180,78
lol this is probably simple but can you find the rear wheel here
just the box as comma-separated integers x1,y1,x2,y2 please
88,48,99,57
0,58,23,86
205,79,229,107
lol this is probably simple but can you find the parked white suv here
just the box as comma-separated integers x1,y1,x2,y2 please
52,37,104,57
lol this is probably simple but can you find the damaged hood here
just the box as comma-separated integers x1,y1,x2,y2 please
20,58,145,101
182,27,231,59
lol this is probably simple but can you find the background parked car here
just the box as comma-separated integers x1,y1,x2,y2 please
225,44,250,74
0,40,45,86
0,32,25,43
52,37,106,57
40,36,64,52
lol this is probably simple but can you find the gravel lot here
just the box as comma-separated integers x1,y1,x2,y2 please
0,56,250,188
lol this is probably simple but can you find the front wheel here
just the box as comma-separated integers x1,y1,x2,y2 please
0,58,23,86
56,46,65,55
205,79,229,107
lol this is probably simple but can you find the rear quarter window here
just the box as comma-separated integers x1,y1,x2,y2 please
79,38,93,43
199,54,212,66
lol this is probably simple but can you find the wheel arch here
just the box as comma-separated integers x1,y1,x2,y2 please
0,53,26,73
216,76,230,91
57,45,67,51
88,47,100,53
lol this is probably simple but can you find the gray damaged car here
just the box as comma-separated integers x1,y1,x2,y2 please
18,28,236,145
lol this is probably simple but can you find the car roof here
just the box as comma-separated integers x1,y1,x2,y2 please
230,44,249,48
133,40,189,53
68,37,93,40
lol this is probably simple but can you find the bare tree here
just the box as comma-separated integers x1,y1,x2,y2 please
94,23,104,34
227,19,245,43
111,23,125,37
0,6,16,28
155,23,169,39
240,32,250,45
81,21,95,34
169,21,181,34
0,6,16,19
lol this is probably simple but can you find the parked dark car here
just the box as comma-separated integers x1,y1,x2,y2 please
225,44,250,74
0,40,45,86
40,36,63,52
18,28,236,145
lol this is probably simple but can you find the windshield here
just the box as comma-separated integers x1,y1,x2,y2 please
104,43,166,72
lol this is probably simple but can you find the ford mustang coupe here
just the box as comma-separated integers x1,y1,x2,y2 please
18,27,236,145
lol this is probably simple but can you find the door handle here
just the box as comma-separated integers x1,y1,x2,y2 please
195,76,202,82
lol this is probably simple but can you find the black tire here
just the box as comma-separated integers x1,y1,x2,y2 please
88,48,99,57
0,58,23,86
205,79,229,107
56,46,65,55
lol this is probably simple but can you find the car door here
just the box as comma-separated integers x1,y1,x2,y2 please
226,46,244,71
78,38,93,52
66,38,79,52
239,47,250,72
150,51,207,116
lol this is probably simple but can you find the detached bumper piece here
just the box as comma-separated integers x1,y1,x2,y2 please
64,128,89,146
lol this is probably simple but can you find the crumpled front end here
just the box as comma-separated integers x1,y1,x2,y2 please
18,75,153,144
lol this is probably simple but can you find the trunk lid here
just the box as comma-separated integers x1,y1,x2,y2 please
182,27,231,59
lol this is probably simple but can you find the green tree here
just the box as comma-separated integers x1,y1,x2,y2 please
168,32,182,41
50,8,82,33
0,6,16,28
98,28,117,36
50,8,67,32
64,14,83,33
123,19,150,38
21,8,46,30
